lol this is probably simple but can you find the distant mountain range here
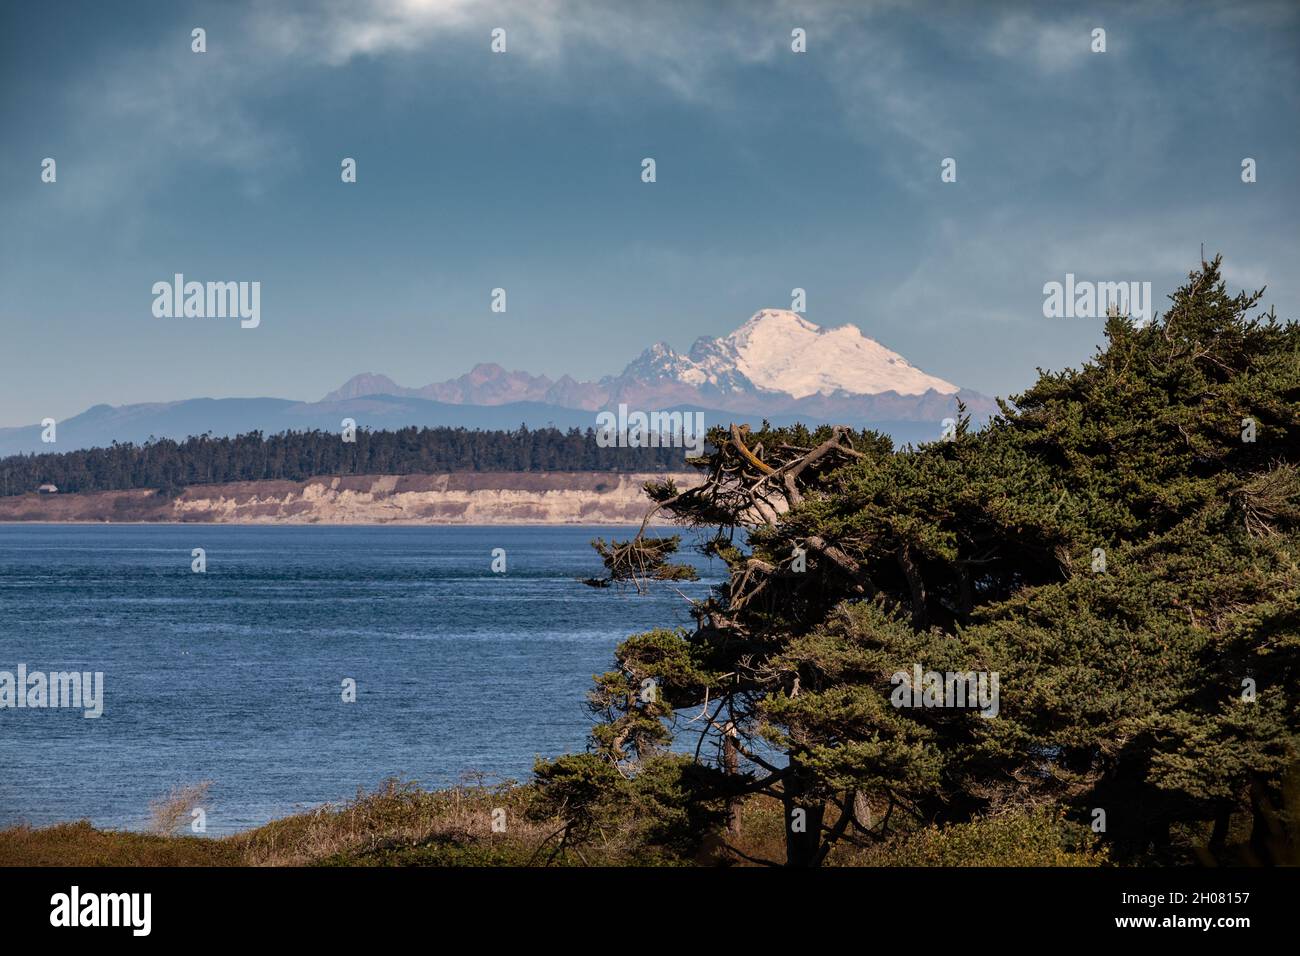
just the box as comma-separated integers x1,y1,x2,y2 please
324,309,969,413
0,310,994,457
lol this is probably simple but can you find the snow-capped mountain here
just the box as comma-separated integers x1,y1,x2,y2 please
610,309,959,400
706,309,957,398
324,309,975,420
0,311,990,456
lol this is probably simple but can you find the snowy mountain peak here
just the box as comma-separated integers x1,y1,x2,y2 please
734,308,822,336
715,309,958,399
324,308,963,413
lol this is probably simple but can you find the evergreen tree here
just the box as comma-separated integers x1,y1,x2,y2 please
541,257,1299,866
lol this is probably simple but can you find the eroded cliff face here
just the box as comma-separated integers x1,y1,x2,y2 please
0,473,695,524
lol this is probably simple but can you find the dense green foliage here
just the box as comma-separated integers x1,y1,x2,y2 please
542,258,1300,866
0,425,687,496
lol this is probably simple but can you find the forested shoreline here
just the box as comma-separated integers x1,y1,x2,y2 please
0,426,689,497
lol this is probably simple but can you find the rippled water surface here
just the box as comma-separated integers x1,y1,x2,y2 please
0,524,721,834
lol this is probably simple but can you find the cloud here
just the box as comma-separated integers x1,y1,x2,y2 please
28,22,297,220
984,13,1098,74
41,0,930,210
46,0,1137,211
878,202,1300,333
249,0,792,101
252,0,483,66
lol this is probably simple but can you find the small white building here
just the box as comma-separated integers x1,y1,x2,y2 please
37,483,58,494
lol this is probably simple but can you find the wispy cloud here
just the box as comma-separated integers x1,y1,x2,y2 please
250,0,792,99
984,13,1100,74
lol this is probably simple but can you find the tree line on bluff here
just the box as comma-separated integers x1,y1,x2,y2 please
0,426,689,497
532,257,1300,867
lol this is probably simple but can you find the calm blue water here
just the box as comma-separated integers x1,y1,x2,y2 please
0,525,722,835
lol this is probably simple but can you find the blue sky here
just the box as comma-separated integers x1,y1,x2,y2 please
2,0,1297,427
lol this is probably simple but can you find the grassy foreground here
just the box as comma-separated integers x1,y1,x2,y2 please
5,776,1273,867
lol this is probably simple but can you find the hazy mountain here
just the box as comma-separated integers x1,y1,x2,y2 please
327,309,985,420
1,310,989,457
0,396,595,457
0,395,959,458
